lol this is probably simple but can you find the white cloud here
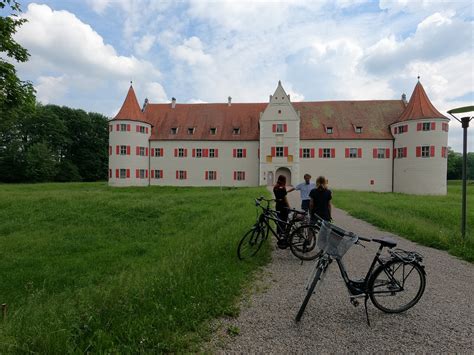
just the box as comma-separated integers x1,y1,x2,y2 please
86,0,113,14
362,12,471,75
172,37,213,66
35,75,68,104
135,34,156,56
143,82,168,103
16,4,160,80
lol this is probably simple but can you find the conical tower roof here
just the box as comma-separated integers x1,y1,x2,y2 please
397,81,446,122
114,85,143,121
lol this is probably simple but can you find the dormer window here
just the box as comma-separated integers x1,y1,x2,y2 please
355,126,362,134
171,127,178,135
233,128,240,135
326,127,333,134
187,127,195,135
210,127,217,135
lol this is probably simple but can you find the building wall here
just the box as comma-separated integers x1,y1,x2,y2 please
299,140,394,192
108,120,151,187
149,141,259,187
392,118,449,195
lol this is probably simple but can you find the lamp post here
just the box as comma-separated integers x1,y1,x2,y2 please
447,106,473,239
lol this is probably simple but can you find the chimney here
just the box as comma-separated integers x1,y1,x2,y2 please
171,97,176,109
228,96,232,106
287,94,290,101
142,98,148,112
401,93,407,104
269,95,272,102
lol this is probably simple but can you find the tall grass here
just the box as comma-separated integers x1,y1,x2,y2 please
333,181,473,262
0,183,270,353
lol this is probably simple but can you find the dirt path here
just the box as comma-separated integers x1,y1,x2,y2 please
206,188,473,353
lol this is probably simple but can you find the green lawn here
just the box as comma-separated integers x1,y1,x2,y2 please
0,183,270,353
333,181,473,262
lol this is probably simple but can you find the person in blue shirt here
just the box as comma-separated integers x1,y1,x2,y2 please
288,174,316,211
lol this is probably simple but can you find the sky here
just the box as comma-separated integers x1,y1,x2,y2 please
3,0,473,151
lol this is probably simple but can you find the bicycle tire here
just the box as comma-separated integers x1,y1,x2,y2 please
289,224,321,261
368,259,426,313
295,263,324,322
237,226,266,260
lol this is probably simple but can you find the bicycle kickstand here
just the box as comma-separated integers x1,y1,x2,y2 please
364,295,371,327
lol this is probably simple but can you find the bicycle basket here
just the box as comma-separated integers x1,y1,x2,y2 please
317,221,358,258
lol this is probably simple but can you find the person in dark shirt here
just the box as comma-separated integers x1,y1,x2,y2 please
273,175,290,248
309,176,332,222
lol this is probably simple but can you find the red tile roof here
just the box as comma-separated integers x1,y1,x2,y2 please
145,103,267,141
113,85,144,121
113,83,443,140
294,101,405,140
397,81,447,122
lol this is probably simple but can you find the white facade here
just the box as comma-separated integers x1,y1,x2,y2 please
108,81,449,195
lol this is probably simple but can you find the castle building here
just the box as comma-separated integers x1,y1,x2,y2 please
109,80,449,194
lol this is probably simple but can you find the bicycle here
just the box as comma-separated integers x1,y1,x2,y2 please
295,220,426,325
237,197,314,260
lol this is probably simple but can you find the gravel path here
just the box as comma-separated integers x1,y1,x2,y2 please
206,189,473,353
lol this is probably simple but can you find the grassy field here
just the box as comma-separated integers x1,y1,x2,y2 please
0,183,270,353
333,181,473,262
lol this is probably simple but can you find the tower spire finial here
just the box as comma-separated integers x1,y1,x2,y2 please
417,75,420,82
130,80,133,85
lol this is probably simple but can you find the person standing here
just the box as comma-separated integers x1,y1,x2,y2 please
273,175,290,248
288,174,316,211
309,176,332,222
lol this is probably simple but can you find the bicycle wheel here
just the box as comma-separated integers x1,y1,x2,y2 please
369,259,426,313
237,226,266,260
295,260,326,322
289,224,321,261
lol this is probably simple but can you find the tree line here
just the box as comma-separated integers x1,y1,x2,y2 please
1,0,109,183
447,149,474,180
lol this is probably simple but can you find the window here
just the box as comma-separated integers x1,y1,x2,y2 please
120,123,128,131
278,110,281,114
421,146,430,157
178,148,186,157
276,147,284,157
152,170,163,179
441,146,447,158
355,126,362,133
206,171,217,180
302,148,311,158
422,122,431,131
171,127,178,135
233,148,246,158
120,145,127,155
234,171,245,181
210,127,217,135
138,147,145,156
323,148,331,158
276,124,284,133
232,128,240,135
326,127,333,134
237,148,243,158
120,169,127,179
153,148,164,157
137,125,146,133
139,169,146,179
377,149,386,159
209,148,217,158
195,148,202,158
109,125,113,132
442,123,449,132
396,147,407,158
177,170,187,180
349,148,357,158
187,127,195,135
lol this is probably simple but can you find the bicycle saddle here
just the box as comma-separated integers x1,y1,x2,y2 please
372,237,397,248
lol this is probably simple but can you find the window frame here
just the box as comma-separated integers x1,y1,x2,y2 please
422,122,431,131
302,148,310,158
355,126,362,134
326,127,333,134
421,145,430,158
178,148,186,157
377,148,386,159
119,169,127,179
275,147,284,157
349,148,358,158
171,127,178,135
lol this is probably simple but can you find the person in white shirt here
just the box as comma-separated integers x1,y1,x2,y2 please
288,174,316,211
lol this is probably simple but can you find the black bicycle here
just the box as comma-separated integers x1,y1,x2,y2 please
237,197,314,260
295,221,426,325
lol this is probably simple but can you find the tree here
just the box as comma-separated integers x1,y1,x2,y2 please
0,0,35,111
447,147,462,180
25,142,58,182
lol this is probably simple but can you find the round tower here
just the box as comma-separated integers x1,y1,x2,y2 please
392,80,449,195
109,85,151,187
